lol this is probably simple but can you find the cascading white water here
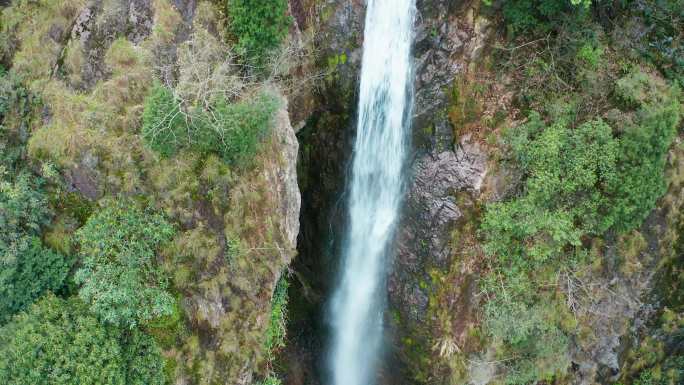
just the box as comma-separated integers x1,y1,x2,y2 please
328,1,416,384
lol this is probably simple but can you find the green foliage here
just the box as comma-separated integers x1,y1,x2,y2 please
0,70,33,173
481,69,682,383
485,298,570,384
264,274,289,360
576,42,604,69
142,83,280,166
257,376,282,385
75,198,175,328
482,115,618,271
0,70,69,324
0,238,70,324
636,0,684,86
631,355,684,385
0,295,165,385
479,114,619,382
610,71,682,231
226,0,291,66
500,0,590,36
0,172,51,265
141,82,185,157
121,329,168,385
208,94,280,165
256,276,288,385
483,71,681,272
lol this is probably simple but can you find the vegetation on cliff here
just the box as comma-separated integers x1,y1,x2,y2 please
227,0,291,66
0,1,295,384
0,295,166,385
475,1,683,384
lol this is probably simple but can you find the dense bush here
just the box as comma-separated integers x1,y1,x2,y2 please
141,83,185,157
208,93,280,165
0,70,70,324
496,0,590,36
264,275,289,360
481,68,682,383
0,238,70,324
482,115,618,271
485,298,570,384
636,0,684,86
0,295,165,385
479,115,613,381
75,198,175,328
609,71,682,230
483,70,681,271
0,172,51,265
0,70,34,174
226,0,291,66
142,83,280,166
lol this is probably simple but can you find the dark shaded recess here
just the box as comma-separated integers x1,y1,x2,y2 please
283,79,359,385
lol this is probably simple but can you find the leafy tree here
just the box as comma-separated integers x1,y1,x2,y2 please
0,171,51,265
0,295,165,385
609,71,682,231
480,69,681,384
497,0,590,36
226,0,291,66
141,82,186,158
482,115,619,270
635,0,684,86
0,237,70,324
485,298,570,384
206,93,279,165
142,84,280,166
75,198,175,328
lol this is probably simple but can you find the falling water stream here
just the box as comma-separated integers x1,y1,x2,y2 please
328,1,416,384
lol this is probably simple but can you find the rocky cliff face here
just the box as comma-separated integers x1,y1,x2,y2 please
291,1,683,385
1,1,301,384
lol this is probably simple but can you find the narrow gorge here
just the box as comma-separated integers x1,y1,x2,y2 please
0,1,682,385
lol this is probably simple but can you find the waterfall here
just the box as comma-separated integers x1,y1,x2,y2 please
328,0,416,384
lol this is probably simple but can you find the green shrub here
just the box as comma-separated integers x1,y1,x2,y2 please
264,274,289,360
75,198,175,328
0,74,69,323
208,93,280,165
485,298,570,384
609,71,682,231
226,0,291,66
480,69,681,384
141,82,186,158
0,172,52,265
142,84,280,166
499,0,590,36
121,328,168,385
576,42,604,69
636,0,684,86
479,114,615,384
0,70,34,173
0,295,165,385
258,376,283,385
0,237,70,324
482,115,618,270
